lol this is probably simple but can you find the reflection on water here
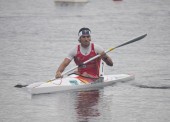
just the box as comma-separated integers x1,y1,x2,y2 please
75,90,100,121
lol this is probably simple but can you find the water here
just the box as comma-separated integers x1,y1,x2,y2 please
0,0,170,121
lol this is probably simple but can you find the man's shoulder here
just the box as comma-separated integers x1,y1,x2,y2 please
93,43,103,49
70,44,79,50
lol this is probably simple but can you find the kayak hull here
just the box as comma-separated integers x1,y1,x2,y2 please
27,74,134,95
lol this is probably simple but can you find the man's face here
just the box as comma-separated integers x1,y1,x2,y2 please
80,35,91,47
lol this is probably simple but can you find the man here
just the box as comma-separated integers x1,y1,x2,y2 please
55,27,113,79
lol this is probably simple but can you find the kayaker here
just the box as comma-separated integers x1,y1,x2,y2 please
55,27,113,79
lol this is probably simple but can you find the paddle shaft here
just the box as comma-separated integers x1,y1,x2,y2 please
62,34,147,76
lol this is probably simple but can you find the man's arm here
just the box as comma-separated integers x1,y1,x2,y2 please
55,58,71,78
55,46,77,78
94,44,113,66
100,52,113,66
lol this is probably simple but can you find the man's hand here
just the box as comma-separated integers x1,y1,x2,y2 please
100,52,107,59
55,71,63,79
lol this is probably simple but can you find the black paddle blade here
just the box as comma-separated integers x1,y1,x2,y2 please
115,34,147,49
14,84,28,88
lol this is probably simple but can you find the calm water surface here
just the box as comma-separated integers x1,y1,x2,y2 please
0,0,170,122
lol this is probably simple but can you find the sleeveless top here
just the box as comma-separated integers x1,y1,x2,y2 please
74,43,101,77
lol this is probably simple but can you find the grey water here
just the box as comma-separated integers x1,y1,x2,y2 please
0,0,170,121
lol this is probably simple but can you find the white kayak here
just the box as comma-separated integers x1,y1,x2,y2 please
26,74,135,95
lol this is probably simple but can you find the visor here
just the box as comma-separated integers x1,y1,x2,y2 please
78,29,91,38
